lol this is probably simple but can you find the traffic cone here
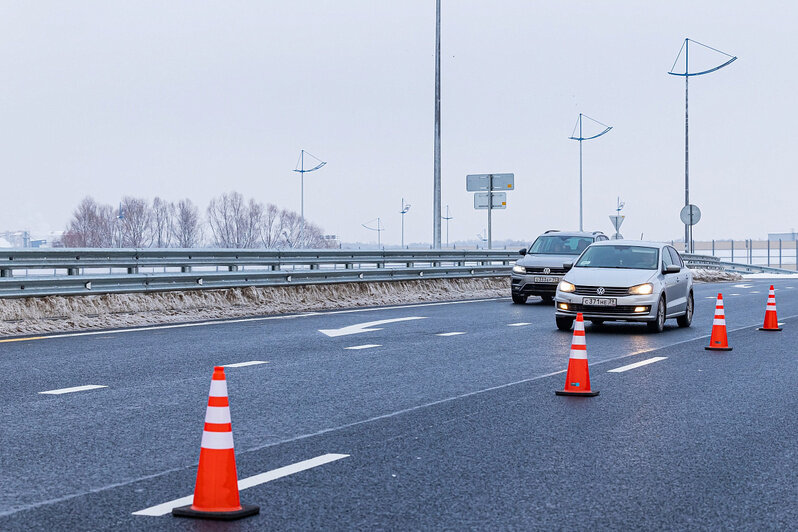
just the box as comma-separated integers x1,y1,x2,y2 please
173,366,259,520
555,313,599,397
705,293,733,351
759,285,782,331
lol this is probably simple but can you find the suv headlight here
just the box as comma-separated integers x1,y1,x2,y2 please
512,265,526,274
558,280,575,293
628,283,654,295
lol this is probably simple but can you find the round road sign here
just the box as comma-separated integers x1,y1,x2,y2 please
680,204,701,225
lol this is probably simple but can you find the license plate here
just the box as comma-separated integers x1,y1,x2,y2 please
583,297,617,307
533,276,560,283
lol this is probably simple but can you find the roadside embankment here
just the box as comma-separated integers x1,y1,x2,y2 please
0,277,509,337
690,268,743,282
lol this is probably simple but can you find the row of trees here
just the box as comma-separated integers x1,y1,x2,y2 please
61,192,332,249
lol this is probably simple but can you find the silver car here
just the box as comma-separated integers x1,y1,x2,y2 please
554,241,693,333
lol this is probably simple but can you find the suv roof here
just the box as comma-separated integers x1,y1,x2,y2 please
589,240,666,249
539,230,606,238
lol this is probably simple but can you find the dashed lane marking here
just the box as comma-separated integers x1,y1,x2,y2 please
436,332,466,337
39,385,108,395
607,357,668,373
345,344,381,350
132,454,349,516
223,360,269,368
507,322,532,327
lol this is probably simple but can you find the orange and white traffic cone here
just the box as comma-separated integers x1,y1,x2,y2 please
759,285,782,332
173,366,259,520
705,293,733,351
555,313,599,397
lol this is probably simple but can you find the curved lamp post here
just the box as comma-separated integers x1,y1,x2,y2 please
569,114,612,231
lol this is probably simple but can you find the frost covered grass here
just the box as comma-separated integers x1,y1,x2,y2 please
690,268,743,282
0,277,509,337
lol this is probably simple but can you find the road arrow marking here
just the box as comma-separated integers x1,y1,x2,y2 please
319,317,426,337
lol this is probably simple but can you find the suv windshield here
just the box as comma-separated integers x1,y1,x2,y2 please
529,235,593,255
575,245,659,270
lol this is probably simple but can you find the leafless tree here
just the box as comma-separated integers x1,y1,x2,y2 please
151,197,175,248
62,197,115,247
118,196,153,247
206,192,263,248
261,203,281,248
174,199,203,248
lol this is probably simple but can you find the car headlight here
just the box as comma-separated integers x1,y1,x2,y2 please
512,265,526,274
628,283,654,295
558,280,575,293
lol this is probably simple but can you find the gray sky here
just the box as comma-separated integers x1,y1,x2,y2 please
1,1,795,245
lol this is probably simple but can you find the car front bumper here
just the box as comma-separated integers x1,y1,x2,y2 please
554,292,659,322
511,274,563,297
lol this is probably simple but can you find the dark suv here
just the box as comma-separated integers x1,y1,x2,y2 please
511,230,609,304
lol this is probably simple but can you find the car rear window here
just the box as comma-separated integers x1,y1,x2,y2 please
575,245,659,270
528,236,593,255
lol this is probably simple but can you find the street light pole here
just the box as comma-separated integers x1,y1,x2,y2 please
442,205,453,248
400,198,411,248
432,0,442,249
292,149,326,243
569,114,612,232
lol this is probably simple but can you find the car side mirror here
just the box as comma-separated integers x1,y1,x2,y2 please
519,248,527,256
664,264,681,274
563,262,573,271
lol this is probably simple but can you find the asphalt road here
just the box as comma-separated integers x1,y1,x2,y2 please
0,278,796,530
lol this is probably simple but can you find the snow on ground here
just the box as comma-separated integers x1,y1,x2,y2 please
690,268,743,282
0,277,508,337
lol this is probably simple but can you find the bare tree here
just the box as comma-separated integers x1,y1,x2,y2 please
174,199,203,248
261,203,281,248
206,192,263,248
62,197,115,247
151,197,175,248
118,196,153,247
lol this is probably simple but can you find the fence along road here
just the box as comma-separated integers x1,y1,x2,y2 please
0,249,790,298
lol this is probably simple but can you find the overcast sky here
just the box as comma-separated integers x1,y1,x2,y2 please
1,1,795,245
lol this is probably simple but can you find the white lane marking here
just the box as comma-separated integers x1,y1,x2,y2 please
39,385,108,395
345,344,381,350
607,357,668,373
507,322,532,327
223,360,269,368
705,296,717,299
132,454,348,516
319,316,426,337
1,298,507,344
778,322,785,326
730,293,741,296
734,284,753,288
750,291,760,294
436,332,465,336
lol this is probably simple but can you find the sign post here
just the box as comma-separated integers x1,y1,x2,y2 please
679,203,701,253
467,173,514,249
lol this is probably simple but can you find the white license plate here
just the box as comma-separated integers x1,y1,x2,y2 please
533,276,560,283
583,297,617,307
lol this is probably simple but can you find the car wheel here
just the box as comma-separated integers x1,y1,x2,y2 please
512,294,528,304
541,295,554,304
556,316,574,331
677,291,694,328
647,296,666,333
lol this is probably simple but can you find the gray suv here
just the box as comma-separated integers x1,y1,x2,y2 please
511,230,609,304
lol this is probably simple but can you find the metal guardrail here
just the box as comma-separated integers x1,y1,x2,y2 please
0,249,791,299
0,249,517,298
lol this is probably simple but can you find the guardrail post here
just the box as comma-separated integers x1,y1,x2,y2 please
767,239,770,267
271,264,279,271
127,267,139,274
712,239,715,257
181,266,192,273
779,239,782,268
731,241,734,262
228,265,239,272
310,264,319,270
377,262,384,269
0,269,11,278
67,268,79,276
345,263,353,269
406,262,413,268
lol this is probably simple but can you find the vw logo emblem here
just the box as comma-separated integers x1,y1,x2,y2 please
543,267,551,274
596,287,605,295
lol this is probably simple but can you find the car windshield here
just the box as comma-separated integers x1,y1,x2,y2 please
528,236,593,255
575,245,659,270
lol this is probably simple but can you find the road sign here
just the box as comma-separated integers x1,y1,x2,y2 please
680,204,701,225
466,173,514,192
474,192,507,210
609,214,625,240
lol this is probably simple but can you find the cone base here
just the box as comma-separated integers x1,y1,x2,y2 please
172,504,260,521
758,327,782,331
555,390,599,397
705,346,733,351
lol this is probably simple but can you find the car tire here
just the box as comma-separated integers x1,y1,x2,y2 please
677,291,694,328
512,294,528,304
541,295,554,304
556,316,574,331
647,296,666,333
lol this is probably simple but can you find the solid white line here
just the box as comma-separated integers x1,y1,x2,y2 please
2,297,508,343
345,344,381,350
132,454,349,516
607,357,668,373
436,332,465,336
507,322,532,327
39,385,107,395
223,360,269,368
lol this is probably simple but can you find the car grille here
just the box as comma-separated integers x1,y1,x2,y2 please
567,304,648,315
573,285,629,296
524,266,568,275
